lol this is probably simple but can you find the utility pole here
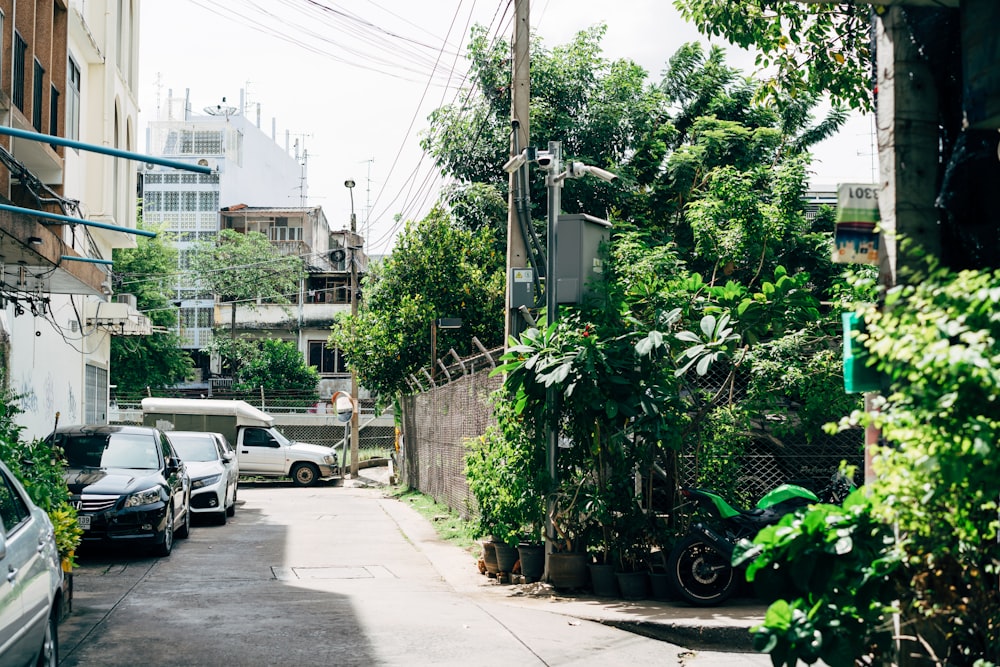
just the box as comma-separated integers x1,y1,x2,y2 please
504,0,530,348
345,179,360,479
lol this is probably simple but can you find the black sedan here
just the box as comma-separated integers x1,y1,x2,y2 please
48,425,192,557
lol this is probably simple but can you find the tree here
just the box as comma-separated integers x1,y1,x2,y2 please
188,229,305,374
672,0,873,111
209,335,319,400
328,206,504,402
111,221,193,394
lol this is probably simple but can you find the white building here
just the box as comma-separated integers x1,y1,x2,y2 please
141,91,304,381
1,0,149,438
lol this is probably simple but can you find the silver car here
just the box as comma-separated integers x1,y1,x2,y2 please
0,459,63,667
165,431,239,525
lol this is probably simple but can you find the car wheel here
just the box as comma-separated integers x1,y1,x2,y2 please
227,486,237,517
36,604,58,667
154,507,174,557
291,462,319,487
175,495,191,539
216,488,228,525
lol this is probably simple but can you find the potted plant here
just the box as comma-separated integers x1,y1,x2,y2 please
465,395,549,578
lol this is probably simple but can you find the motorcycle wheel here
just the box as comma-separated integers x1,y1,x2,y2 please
667,534,739,606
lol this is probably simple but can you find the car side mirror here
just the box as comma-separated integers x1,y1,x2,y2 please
222,451,234,462
0,531,6,560
166,457,180,472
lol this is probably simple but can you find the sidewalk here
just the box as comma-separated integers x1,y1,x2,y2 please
352,465,767,654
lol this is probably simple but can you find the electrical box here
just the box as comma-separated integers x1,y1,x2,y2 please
842,312,882,394
509,268,534,309
555,214,611,304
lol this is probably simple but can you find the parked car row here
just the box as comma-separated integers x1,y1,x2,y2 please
47,424,239,559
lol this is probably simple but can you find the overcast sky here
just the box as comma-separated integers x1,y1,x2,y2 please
138,0,875,255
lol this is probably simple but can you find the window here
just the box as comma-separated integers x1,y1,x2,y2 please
198,191,219,211
49,85,59,136
163,191,179,211
309,340,346,374
180,191,197,212
67,57,81,140
85,364,108,424
268,226,302,242
13,32,26,111
144,191,162,211
32,59,44,131
0,468,30,534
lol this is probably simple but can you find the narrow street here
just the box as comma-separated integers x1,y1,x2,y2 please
56,482,770,666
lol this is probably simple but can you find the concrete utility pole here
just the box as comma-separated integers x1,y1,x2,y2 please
345,179,360,479
504,0,530,348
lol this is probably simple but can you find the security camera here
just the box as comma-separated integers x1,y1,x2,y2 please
502,153,527,174
535,151,555,170
587,165,618,183
566,161,618,183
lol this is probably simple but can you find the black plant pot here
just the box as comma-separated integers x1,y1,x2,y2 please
517,543,544,580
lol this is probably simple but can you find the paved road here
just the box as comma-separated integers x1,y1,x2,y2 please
58,482,772,666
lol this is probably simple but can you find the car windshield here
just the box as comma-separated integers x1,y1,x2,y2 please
168,435,218,462
58,433,160,470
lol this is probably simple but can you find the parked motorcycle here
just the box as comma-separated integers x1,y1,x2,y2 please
667,474,854,606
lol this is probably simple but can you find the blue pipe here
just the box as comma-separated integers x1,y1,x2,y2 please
0,125,213,174
0,202,156,238
60,255,113,265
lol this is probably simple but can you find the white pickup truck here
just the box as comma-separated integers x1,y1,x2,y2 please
141,398,342,486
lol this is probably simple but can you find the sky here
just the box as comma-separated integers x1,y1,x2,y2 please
138,0,876,255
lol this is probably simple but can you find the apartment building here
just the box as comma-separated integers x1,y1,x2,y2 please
0,0,150,437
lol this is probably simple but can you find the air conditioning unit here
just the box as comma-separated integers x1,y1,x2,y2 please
114,293,138,310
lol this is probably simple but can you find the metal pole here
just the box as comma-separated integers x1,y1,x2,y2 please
0,202,157,237
430,320,437,382
347,183,360,479
544,141,562,564
0,125,212,174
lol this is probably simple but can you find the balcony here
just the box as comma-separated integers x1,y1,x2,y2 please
216,300,351,330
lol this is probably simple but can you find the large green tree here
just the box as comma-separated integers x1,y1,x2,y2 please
111,222,193,394
188,229,305,374
329,207,504,402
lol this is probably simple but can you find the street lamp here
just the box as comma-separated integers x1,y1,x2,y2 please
345,179,360,479
430,318,462,382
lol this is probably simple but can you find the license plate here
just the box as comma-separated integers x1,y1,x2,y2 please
78,515,91,530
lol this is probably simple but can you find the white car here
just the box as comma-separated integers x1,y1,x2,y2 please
0,458,63,667
165,431,239,525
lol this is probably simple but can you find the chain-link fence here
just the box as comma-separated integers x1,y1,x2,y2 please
399,344,863,521
399,347,503,520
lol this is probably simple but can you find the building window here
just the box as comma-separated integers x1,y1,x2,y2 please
163,191,179,211
85,365,108,424
49,85,59,136
67,57,80,140
198,191,219,211
268,226,303,242
144,191,162,211
308,341,346,374
180,191,197,212
32,59,44,131
12,32,26,111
